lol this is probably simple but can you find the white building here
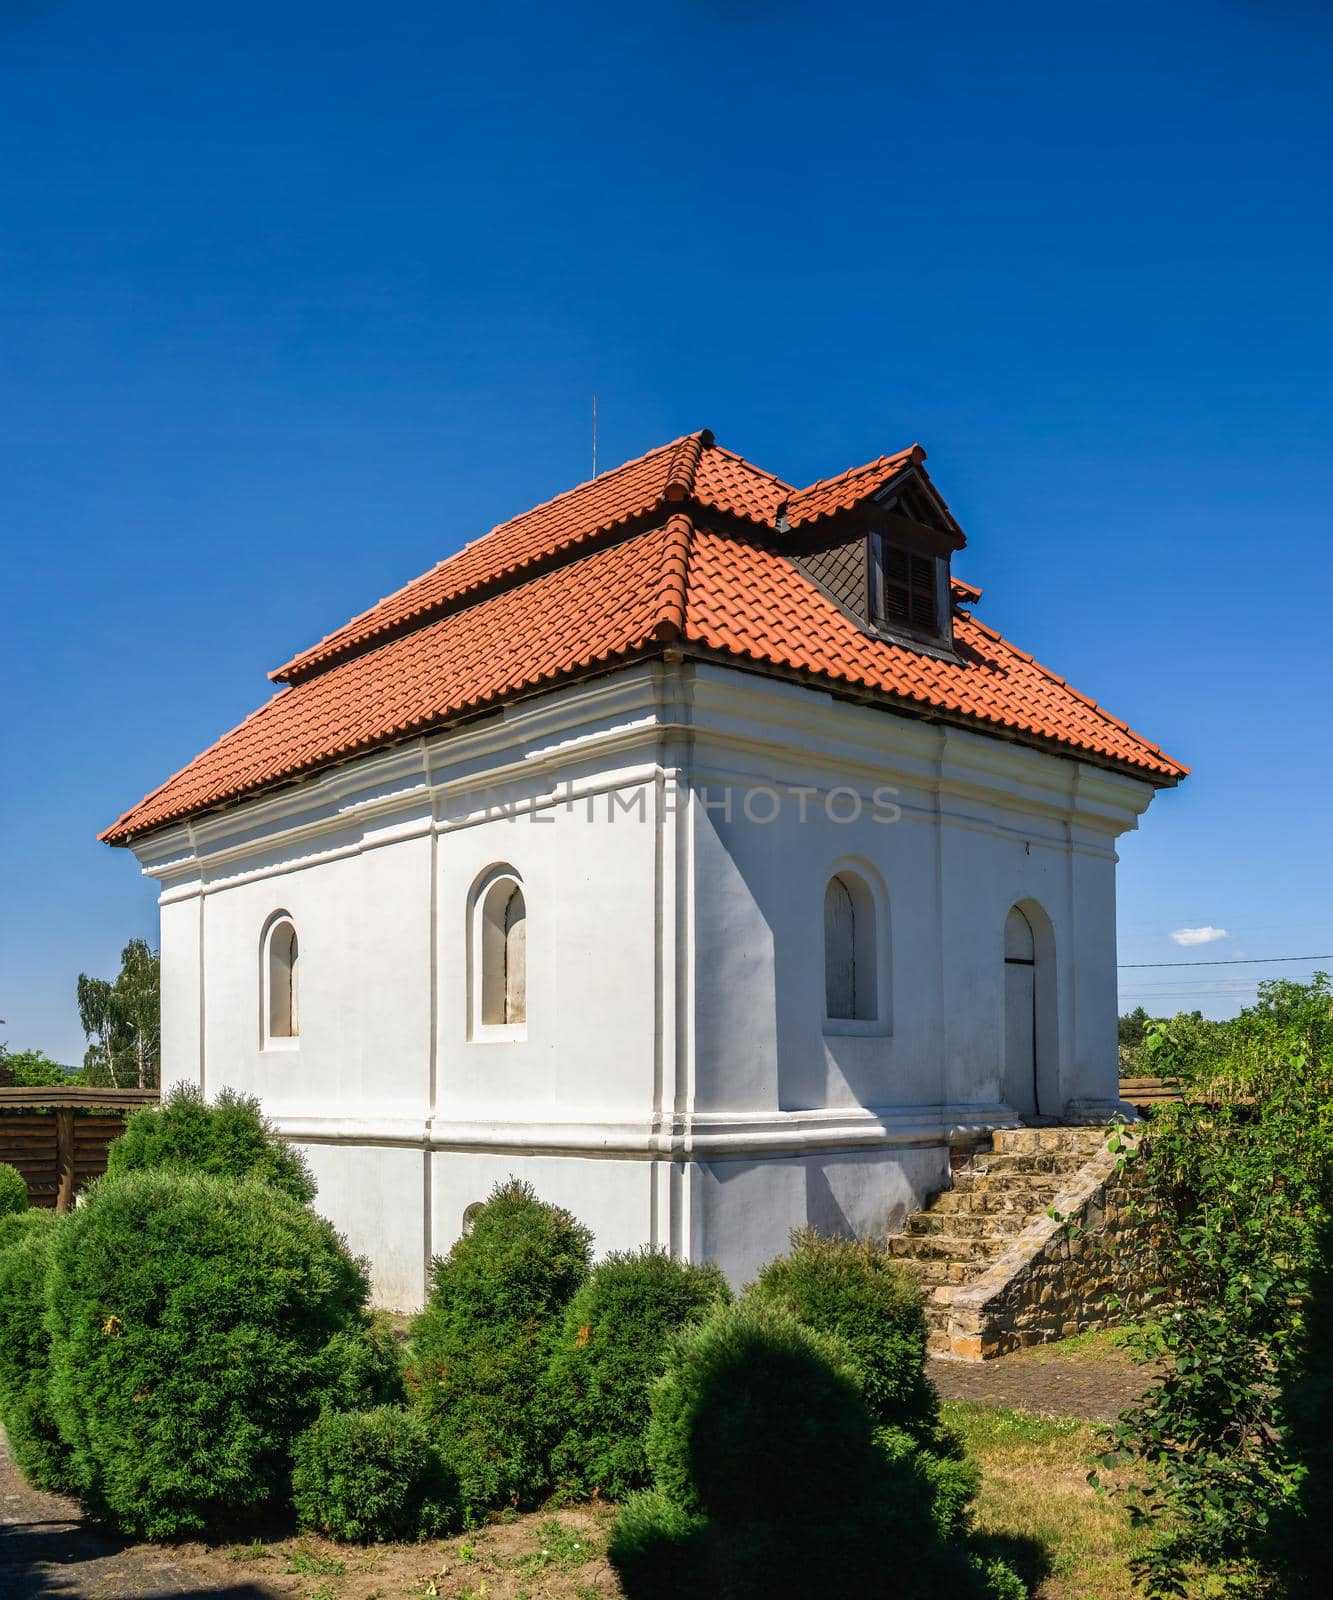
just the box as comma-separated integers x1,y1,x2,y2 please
105,432,1185,1308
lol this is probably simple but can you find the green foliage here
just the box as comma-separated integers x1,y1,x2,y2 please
0,1044,79,1087
643,1298,872,1519
409,1180,592,1514
750,1229,975,1538
0,1210,74,1492
291,1406,460,1542
311,1319,407,1412
1096,974,1333,1597
0,1161,29,1215
108,1082,316,1203
1118,1005,1152,1048
546,1248,730,1501
612,1299,1019,1600
749,1228,937,1436
1119,1005,1233,1085
0,1205,52,1255
76,938,160,1088
44,1167,376,1539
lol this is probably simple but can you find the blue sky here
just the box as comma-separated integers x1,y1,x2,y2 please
3,0,1331,1065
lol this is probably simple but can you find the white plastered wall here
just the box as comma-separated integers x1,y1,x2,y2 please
133,660,1158,1307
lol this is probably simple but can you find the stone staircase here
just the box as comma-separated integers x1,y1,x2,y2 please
889,1126,1114,1355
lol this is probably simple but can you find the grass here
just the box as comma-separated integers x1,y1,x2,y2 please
943,1399,1153,1600
1014,1323,1140,1362
514,1517,597,1573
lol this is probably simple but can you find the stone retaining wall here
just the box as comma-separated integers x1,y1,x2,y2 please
942,1134,1152,1360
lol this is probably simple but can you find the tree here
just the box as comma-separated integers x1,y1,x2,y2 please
76,940,161,1089
1097,974,1333,1596
1117,1006,1151,1048
0,1045,78,1087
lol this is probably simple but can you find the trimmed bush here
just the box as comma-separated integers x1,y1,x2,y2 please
107,1083,315,1203
44,1168,379,1539
0,1203,50,1256
547,1249,730,1500
0,1160,28,1215
409,1180,592,1514
292,1406,460,1542
0,1210,73,1492
750,1229,977,1539
612,1299,1016,1599
750,1228,937,1436
312,1318,407,1412
643,1298,876,1520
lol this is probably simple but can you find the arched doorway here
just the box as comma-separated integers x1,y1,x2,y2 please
1004,905,1038,1116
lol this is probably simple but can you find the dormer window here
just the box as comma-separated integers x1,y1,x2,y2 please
870,533,951,649
783,463,962,656
882,545,940,633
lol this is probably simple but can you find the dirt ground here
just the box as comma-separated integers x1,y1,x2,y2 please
176,1507,625,1600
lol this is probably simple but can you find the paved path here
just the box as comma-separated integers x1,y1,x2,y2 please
0,1429,272,1600
929,1346,1157,1422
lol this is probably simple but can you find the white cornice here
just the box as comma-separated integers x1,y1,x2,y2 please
130,660,1160,888
268,1102,1022,1160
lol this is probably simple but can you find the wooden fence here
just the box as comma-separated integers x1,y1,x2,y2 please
0,1087,159,1211
1120,1075,1184,1110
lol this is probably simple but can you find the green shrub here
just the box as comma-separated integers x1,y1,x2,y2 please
409,1180,592,1514
750,1229,977,1538
610,1299,1016,1600
44,1168,379,1539
292,1406,460,1542
547,1248,730,1500
750,1229,936,1436
0,1204,51,1256
0,1161,28,1215
313,1319,406,1412
0,1210,74,1492
107,1083,315,1203
643,1298,874,1520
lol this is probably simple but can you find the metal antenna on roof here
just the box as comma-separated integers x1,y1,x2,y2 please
592,393,598,478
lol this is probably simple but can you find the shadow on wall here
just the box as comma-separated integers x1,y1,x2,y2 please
804,1160,856,1239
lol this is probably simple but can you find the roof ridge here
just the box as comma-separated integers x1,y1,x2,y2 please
663,430,713,501
652,512,694,640
796,443,922,497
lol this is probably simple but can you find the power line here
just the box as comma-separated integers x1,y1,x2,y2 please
1118,954,1333,970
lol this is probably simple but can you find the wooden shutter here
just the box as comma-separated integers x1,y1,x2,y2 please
824,876,856,1019
882,545,939,633
504,887,527,1025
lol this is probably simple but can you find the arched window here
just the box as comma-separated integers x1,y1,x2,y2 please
824,872,877,1022
265,917,299,1042
480,877,526,1027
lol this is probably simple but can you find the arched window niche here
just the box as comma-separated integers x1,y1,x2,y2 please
822,863,889,1036
471,867,527,1039
262,914,300,1049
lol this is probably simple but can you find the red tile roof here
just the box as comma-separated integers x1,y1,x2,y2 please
103,436,1186,845
781,446,924,527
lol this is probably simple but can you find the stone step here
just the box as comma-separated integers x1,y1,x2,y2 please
950,1171,1068,1197
896,1256,984,1287
990,1126,1111,1157
962,1150,1088,1177
905,1210,1031,1240
888,1232,1000,1264
928,1186,1062,1216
